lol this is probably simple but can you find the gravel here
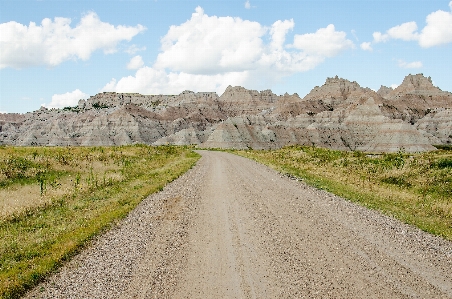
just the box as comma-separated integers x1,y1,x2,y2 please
25,151,452,298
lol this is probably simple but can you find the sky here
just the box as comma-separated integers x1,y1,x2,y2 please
1,0,451,113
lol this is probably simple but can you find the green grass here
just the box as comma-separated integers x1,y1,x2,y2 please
231,146,452,241
433,144,452,151
0,145,200,299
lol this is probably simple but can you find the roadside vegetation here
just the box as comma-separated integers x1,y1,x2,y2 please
0,145,200,299
233,146,452,241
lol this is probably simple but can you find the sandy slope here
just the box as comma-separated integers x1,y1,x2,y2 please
26,151,452,298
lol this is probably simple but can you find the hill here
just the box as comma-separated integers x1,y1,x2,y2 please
1,73,451,152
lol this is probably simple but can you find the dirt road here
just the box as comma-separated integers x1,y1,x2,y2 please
26,151,452,298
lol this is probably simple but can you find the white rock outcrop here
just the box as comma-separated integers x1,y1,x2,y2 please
1,74,451,152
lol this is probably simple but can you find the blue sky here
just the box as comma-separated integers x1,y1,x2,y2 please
1,0,451,113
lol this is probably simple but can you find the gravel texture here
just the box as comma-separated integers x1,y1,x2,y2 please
25,151,452,298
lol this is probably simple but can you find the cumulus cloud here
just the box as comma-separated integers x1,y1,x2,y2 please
270,19,294,50
292,24,354,58
360,42,373,51
387,21,419,41
101,67,249,95
245,0,251,9
154,7,353,75
45,89,89,109
363,2,452,49
419,6,452,47
154,7,265,74
103,7,354,95
371,22,418,44
0,12,146,69
397,60,423,69
127,55,144,69
372,32,388,43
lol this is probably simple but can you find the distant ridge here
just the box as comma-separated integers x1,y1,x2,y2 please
1,74,451,152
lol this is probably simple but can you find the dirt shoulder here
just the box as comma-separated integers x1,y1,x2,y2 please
26,151,452,298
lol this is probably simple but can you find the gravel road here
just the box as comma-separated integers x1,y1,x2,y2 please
26,151,452,298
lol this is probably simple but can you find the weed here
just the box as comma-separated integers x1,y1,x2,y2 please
433,158,452,169
36,173,46,196
0,145,200,298
381,176,412,188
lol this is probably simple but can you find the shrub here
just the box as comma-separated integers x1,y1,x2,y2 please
0,156,37,180
433,158,452,169
381,176,412,187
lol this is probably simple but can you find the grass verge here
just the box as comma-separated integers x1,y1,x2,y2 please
0,145,200,299
231,146,452,241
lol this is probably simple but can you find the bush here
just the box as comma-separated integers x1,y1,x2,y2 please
383,152,405,169
92,102,109,109
381,176,411,187
433,158,452,169
0,156,37,180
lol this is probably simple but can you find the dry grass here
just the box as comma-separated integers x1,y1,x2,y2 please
233,146,452,241
0,145,200,299
0,146,130,219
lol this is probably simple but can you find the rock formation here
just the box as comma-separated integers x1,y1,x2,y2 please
377,85,393,98
1,74,451,152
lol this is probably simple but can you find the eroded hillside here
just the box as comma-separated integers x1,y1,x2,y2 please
1,74,451,152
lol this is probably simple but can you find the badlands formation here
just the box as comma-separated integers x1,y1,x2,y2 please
1,74,451,152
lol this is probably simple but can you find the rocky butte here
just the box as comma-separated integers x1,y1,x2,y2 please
1,74,451,153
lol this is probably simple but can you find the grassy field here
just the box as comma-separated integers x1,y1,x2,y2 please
0,145,200,299
233,146,452,241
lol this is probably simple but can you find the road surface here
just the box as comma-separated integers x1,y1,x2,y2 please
26,151,452,298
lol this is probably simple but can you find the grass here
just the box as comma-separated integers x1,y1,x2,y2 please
0,145,200,299
231,146,452,241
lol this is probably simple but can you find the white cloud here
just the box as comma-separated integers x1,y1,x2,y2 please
154,7,265,74
45,89,89,109
292,24,354,58
0,111,7,114
360,42,373,51
0,12,146,69
372,31,388,43
351,29,359,41
127,55,144,69
101,67,249,95
103,7,354,95
419,8,452,47
270,19,294,50
245,0,251,9
397,60,423,69
391,84,399,89
125,44,146,55
387,22,419,41
371,22,418,44
365,3,452,49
